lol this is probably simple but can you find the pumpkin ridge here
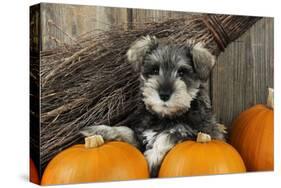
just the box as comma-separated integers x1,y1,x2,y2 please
229,98,274,172
251,110,269,170
242,110,267,170
255,110,273,170
230,107,262,144
231,109,266,153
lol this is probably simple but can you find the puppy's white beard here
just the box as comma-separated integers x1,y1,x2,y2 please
142,78,199,117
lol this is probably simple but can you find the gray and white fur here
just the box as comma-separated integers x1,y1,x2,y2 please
81,36,225,177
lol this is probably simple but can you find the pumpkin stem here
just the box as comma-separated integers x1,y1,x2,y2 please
196,132,211,143
267,88,274,109
85,135,104,149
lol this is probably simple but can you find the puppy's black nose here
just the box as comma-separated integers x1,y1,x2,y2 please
159,92,171,102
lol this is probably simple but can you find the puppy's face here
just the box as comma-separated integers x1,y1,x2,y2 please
127,36,215,117
140,46,200,117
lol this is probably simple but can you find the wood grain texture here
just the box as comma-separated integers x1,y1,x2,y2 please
132,8,191,22
211,18,274,127
40,3,129,50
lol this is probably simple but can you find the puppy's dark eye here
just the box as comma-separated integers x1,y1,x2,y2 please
177,68,187,77
150,66,159,75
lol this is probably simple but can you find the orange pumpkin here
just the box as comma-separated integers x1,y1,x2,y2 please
30,159,40,184
159,133,246,177
230,88,274,171
41,135,149,185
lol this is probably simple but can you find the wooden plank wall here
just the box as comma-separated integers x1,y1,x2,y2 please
41,3,129,50
212,18,274,126
40,3,274,128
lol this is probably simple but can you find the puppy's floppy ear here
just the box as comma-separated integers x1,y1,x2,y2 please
127,35,158,71
191,43,216,81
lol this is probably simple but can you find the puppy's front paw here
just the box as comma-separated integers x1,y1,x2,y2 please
144,149,163,177
80,125,140,148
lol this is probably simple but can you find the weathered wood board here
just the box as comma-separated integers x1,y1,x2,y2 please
212,18,274,127
40,4,274,128
40,3,129,50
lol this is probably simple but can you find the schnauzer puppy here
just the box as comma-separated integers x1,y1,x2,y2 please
81,36,225,177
